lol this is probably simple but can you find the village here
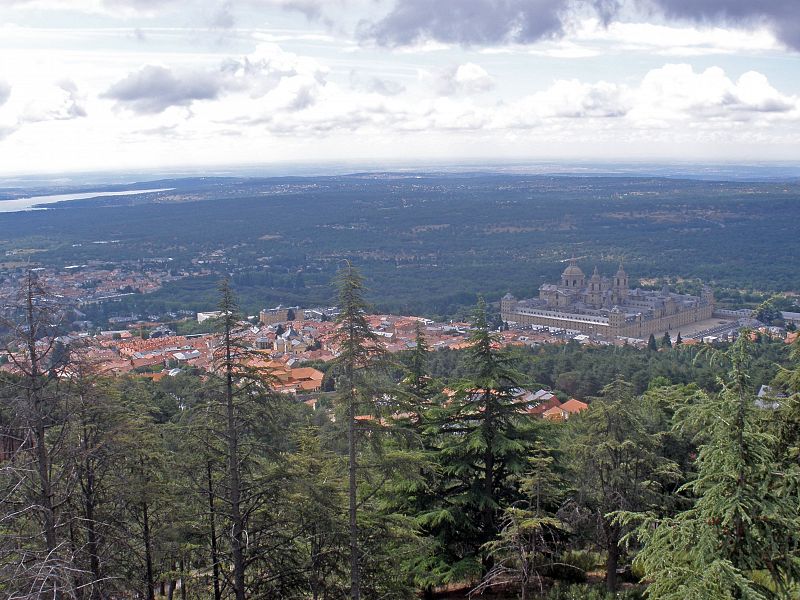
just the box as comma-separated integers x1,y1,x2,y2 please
3,292,797,429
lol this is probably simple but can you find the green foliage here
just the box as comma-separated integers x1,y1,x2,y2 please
754,298,782,325
545,582,644,600
661,332,672,348
647,334,658,351
2,270,800,599
619,335,800,599
477,441,568,599
5,174,800,321
411,298,540,583
564,379,680,592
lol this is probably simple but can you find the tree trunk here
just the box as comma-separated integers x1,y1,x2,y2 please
84,462,102,600
310,525,320,600
180,556,187,600
206,460,222,600
142,499,156,600
605,521,619,593
481,392,496,575
25,276,61,600
348,380,360,600
224,319,246,600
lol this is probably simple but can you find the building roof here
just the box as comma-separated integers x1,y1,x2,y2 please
562,260,584,278
560,398,589,413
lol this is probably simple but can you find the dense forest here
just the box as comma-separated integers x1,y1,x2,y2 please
1,173,799,320
1,269,798,599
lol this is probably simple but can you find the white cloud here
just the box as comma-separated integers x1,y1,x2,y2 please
4,79,87,125
631,64,797,124
0,6,798,174
527,79,629,119
430,62,494,96
577,18,782,56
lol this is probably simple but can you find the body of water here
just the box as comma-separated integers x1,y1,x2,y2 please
0,188,174,213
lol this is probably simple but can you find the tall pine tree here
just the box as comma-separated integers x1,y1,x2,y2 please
421,298,537,581
330,263,385,600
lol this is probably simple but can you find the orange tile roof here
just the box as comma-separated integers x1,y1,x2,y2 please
560,398,589,414
542,406,565,421
527,396,561,416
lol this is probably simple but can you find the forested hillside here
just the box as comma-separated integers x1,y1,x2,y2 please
1,173,798,319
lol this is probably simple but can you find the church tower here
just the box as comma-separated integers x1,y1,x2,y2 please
588,266,602,307
612,263,629,305
609,305,625,333
701,285,715,307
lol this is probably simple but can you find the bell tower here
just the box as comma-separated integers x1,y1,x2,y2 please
612,262,628,305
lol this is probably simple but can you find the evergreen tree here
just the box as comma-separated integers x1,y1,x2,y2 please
754,298,781,326
330,263,386,600
566,379,679,592
421,297,537,581
648,334,658,351
199,279,282,599
662,332,672,348
217,279,248,600
285,428,349,600
476,441,566,600
65,369,132,600
621,335,800,598
675,332,683,346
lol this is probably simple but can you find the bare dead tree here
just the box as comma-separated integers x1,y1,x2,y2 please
0,271,80,599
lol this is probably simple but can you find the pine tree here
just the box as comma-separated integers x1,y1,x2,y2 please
476,441,566,600
421,297,537,581
66,370,131,600
675,332,683,346
204,279,280,599
330,263,385,600
567,379,679,592
648,333,658,351
662,332,672,348
621,335,800,598
285,428,349,600
217,279,248,600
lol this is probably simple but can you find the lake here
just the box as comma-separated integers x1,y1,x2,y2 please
0,188,174,213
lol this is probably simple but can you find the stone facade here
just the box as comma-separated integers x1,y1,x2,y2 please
501,259,714,339
259,306,292,325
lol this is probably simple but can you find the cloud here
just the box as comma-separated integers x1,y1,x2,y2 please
433,63,495,96
0,125,17,140
361,0,566,46
104,43,327,114
632,63,797,123
534,79,629,118
645,0,800,50
360,0,800,52
492,63,797,132
349,72,406,96
210,1,236,29
21,79,87,122
0,81,10,106
104,65,222,114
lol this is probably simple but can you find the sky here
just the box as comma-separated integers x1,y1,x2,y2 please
0,0,798,175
